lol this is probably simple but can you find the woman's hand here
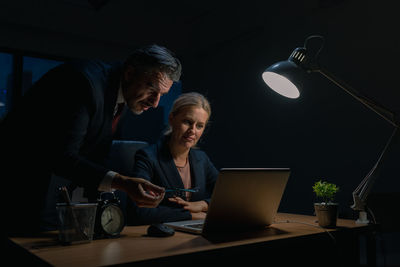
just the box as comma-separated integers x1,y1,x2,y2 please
191,211,207,220
168,197,208,212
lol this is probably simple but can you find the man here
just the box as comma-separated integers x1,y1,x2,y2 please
1,44,182,235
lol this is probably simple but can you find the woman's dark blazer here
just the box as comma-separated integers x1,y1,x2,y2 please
128,137,219,225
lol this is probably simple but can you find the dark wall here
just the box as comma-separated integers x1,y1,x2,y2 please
180,1,400,219
1,1,398,263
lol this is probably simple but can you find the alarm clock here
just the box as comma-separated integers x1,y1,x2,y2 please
94,192,125,239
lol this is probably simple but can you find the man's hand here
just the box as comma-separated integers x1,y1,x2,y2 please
112,174,165,208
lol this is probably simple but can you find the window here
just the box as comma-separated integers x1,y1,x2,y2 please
0,52,13,119
0,51,64,120
22,56,63,95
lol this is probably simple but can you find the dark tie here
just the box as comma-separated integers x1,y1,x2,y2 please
112,103,125,134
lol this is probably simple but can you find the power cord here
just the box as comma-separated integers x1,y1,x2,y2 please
366,206,387,267
303,35,325,63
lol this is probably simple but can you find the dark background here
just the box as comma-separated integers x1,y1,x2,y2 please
1,0,399,264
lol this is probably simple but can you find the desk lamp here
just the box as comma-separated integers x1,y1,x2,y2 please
261,35,399,224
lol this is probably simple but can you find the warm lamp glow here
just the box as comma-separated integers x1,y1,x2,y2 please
262,71,300,99
261,35,399,224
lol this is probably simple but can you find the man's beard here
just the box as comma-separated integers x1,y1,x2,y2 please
131,102,145,115
132,109,143,115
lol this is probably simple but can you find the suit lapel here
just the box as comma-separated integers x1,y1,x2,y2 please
104,66,121,136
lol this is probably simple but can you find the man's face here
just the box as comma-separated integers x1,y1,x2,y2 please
122,66,173,115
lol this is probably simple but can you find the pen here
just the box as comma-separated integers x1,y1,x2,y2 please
165,187,199,193
60,186,88,240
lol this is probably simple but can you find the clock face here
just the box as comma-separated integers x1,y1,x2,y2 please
100,204,124,236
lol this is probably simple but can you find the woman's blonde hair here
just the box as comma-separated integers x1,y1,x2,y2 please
164,92,211,136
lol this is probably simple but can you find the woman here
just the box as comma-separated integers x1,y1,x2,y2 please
128,92,218,225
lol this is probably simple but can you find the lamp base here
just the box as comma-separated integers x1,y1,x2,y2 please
355,211,370,224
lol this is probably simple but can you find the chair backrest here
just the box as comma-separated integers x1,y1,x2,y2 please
106,140,149,175
106,140,149,225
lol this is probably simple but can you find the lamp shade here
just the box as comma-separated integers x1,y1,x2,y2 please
262,47,313,99
262,60,302,99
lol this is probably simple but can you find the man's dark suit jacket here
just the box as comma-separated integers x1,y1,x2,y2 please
1,60,123,234
128,137,219,225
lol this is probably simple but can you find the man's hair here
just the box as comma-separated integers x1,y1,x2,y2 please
124,44,182,81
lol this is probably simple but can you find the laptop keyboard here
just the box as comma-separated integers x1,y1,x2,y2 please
185,223,204,229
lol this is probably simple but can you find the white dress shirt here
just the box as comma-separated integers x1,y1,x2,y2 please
98,85,125,192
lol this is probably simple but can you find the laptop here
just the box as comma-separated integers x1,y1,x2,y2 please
164,168,290,235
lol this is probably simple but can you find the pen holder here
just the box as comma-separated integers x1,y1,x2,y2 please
56,203,98,245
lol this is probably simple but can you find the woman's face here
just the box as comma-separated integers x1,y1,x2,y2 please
169,106,209,150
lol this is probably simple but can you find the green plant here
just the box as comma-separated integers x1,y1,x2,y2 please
312,180,339,204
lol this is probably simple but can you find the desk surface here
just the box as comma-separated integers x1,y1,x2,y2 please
9,213,371,266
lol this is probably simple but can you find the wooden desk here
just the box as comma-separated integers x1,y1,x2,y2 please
8,213,375,266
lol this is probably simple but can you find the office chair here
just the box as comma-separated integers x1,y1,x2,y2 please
106,140,149,176
105,140,149,225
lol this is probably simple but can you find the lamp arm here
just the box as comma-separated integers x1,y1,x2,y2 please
315,67,398,128
311,67,399,212
351,127,398,210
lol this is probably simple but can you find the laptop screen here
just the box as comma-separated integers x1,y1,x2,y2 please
202,168,290,232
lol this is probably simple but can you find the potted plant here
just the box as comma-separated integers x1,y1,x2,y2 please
312,180,340,228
